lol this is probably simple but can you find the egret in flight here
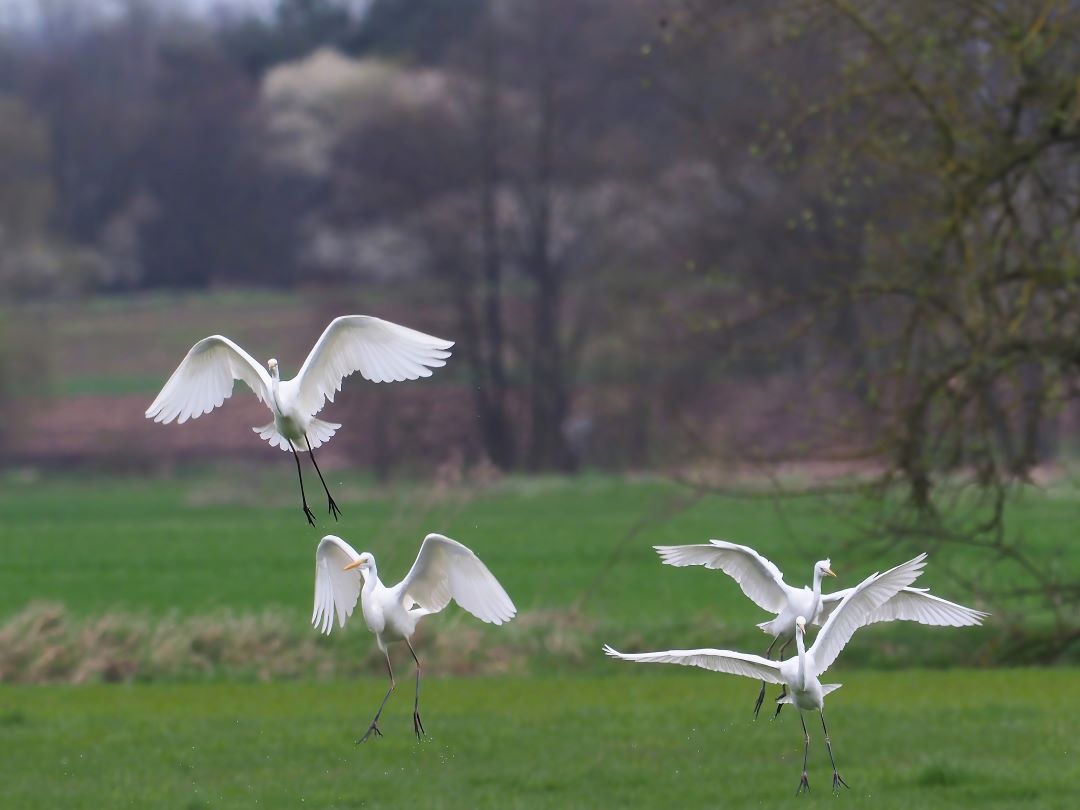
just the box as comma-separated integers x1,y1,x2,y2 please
654,540,987,716
312,533,516,742
146,316,453,525
605,553,927,795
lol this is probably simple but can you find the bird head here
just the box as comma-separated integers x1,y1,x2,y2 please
795,615,807,635
344,553,373,573
267,358,279,376
816,559,836,579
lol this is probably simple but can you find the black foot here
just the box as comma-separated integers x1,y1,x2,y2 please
413,709,425,740
328,496,342,521
303,504,317,527
357,721,382,744
753,683,765,719
796,772,810,796
832,771,849,794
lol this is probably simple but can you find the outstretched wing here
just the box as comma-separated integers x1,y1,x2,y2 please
602,644,785,685
810,553,927,676
654,540,792,614
291,316,454,418
817,586,987,628
395,533,516,625
312,535,363,635
145,335,272,424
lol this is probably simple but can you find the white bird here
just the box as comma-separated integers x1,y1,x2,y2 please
312,533,516,742
654,540,987,717
146,316,453,525
605,553,928,795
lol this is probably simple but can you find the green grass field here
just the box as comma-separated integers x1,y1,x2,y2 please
1,470,1077,807
1,671,1075,809
2,469,1075,665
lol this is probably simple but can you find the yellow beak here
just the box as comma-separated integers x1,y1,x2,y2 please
825,567,837,578
343,560,363,571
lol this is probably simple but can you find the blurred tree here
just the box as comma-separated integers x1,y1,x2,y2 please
5,1,308,291
324,0,671,472
663,0,1080,643
19,8,155,246
0,94,52,241
0,93,56,446
350,0,485,63
221,0,361,75
139,38,303,288
0,91,103,299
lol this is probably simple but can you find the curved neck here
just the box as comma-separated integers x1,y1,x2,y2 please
361,564,380,594
811,567,823,596
795,628,807,686
269,368,282,409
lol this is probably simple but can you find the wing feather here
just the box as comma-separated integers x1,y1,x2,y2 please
810,553,927,676
291,316,453,418
145,335,272,424
312,535,364,635
603,644,785,684
817,585,987,627
395,534,516,625
654,540,791,613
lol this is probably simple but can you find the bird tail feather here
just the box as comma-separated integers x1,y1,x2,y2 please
776,683,842,705
253,418,341,452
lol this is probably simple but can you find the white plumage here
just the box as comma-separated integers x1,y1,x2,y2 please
655,539,793,615
146,315,454,525
655,539,986,635
817,584,987,627
654,539,986,715
312,533,516,742
605,554,928,795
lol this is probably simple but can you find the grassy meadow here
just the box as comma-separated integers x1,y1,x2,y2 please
1,469,1077,807
1,671,1075,809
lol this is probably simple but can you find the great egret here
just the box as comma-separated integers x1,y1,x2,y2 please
605,553,927,795
654,540,987,717
312,533,516,742
145,316,453,525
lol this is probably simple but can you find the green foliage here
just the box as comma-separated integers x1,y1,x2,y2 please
0,670,1076,808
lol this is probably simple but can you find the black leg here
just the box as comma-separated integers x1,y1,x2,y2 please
773,685,788,719
407,638,425,740
821,711,849,793
796,711,811,795
773,637,792,719
305,434,341,521
358,651,395,744
753,636,779,719
289,441,317,527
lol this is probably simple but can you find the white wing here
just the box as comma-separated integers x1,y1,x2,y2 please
291,316,454,418
395,533,516,625
654,540,792,614
602,644,785,685
817,586,988,627
145,335,272,424
312,535,363,635
809,553,927,676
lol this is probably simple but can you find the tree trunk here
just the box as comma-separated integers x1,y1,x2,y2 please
475,10,516,470
522,11,574,472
